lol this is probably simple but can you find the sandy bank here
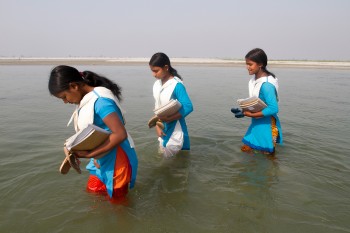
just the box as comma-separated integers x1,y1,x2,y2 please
0,57,349,69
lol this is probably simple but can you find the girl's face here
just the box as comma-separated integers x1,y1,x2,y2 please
149,65,170,80
55,83,83,105
245,59,262,76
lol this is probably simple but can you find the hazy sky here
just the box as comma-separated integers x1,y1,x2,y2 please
1,0,349,60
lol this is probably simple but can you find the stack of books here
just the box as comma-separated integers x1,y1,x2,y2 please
65,124,110,151
60,124,111,174
148,99,182,128
153,99,182,117
237,96,267,112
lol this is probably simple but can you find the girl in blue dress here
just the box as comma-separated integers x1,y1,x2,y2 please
149,53,193,158
49,65,138,202
241,48,283,155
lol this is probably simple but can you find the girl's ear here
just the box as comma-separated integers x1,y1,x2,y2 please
164,65,169,71
69,82,79,91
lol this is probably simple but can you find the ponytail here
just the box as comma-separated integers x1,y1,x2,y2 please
81,71,122,101
48,65,122,101
261,67,275,78
168,66,182,80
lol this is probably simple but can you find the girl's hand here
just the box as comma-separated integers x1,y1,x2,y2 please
155,125,166,137
244,111,263,118
158,111,182,123
243,111,253,117
74,150,90,158
158,115,171,122
93,159,100,169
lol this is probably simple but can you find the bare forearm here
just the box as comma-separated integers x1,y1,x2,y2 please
75,131,127,159
90,132,127,158
244,111,264,118
159,112,182,123
75,112,127,159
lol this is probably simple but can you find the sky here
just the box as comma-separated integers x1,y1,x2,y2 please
1,0,349,61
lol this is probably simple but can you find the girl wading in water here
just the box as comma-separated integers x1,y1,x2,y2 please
240,48,283,156
48,65,138,203
149,52,193,158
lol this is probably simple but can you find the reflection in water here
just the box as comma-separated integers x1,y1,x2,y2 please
237,154,279,190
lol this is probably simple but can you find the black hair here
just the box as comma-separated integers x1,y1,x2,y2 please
245,48,275,78
149,52,182,80
48,65,122,101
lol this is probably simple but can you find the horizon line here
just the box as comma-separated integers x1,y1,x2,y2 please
0,56,350,62
0,57,350,69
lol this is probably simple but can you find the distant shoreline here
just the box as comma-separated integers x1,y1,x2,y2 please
1,57,349,69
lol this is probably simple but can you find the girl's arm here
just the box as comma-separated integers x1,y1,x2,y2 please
159,83,193,122
244,83,278,118
158,111,182,122
75,112,127,158
75,98,127,158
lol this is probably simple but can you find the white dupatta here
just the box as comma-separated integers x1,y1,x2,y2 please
152,77,184,158
248,75,279,101
153,77,182,108
67,86,134,148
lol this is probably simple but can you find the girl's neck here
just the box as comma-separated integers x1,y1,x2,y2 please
255,71,268,80
161,74,174,85
81,84,95,97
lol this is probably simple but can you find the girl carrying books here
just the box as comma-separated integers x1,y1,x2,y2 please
149,52,193,158
240,48,283,155
48,65,138,202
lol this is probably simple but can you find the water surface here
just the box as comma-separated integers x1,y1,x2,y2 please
0,65,349,233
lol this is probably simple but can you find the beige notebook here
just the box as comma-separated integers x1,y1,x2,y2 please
65,124,111,151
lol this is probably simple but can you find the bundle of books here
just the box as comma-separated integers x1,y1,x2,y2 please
65,124,110,152
237,96,267,112
60,124,111,174
148,99,182,128
154,99,182,117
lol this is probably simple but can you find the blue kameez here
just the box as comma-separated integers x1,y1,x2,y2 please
242,82,283,153
85,97,138,198
161,82,193,150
